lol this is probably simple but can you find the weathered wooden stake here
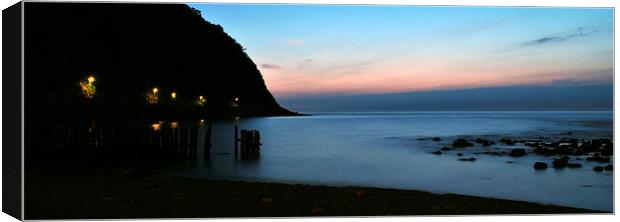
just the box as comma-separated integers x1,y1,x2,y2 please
204,123,212,157
180,127,188,157
234,124,239,156
173,127,179,154
190,126,197,157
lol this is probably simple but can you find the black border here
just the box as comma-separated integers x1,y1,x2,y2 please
2,1,23,220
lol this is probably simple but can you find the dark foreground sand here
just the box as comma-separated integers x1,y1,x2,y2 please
25,164,605,219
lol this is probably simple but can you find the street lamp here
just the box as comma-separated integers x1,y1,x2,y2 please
231,97,240,108
146,87,160,104
197,95,206,106
80,74,96,99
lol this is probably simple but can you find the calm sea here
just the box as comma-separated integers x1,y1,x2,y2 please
165,111,614,211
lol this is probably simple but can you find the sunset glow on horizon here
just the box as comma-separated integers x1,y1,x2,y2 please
190,4,613,99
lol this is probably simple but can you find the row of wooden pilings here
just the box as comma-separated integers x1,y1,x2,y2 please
27,121,261,160
27,123,214,159
147,123,213,158
234,125,262,158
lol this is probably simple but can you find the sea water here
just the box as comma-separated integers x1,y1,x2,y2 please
166,111,613,211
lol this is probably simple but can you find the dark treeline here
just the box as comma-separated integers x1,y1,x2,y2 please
25,3,295,121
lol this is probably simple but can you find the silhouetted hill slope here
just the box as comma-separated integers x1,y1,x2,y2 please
25,3,294,120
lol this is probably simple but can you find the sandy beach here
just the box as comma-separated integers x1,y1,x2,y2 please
25,163,603,219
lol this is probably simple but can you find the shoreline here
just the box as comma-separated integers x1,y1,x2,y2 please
25,165,606,219
172,174,611,212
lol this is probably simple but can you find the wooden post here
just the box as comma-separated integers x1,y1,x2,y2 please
154,128,161,154
160,127,167,153
168,127,173,154
187,127,192,157
252,130,259,153
173,127,179,155
169,127,174,154
240,130,248,156
234,124,239,156
250,130,255,152
180,127,187,157
255,130,261,151
148,126,153,148
204,123,212,157
190,126,197,157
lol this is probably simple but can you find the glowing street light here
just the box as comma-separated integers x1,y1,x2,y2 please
80,74,96,99
146,87,160,104
151,123,161,131
171,92,177,100
231,97,240,108
197,95,206,106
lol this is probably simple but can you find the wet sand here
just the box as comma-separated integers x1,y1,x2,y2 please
25,164,604,219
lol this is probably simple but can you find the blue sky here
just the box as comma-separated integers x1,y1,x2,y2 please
189,4,613,103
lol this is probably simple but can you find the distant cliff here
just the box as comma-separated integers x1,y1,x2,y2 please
25,3,295,120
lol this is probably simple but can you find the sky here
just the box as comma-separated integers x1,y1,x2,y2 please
188,3,613,111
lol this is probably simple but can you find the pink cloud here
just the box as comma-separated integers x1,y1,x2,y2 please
260,63,281,70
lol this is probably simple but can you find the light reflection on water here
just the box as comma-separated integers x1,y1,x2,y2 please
164,111,613,211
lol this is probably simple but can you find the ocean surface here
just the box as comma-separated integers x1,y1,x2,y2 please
164,111,614,211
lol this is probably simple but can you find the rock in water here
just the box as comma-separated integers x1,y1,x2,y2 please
453,138,473,148
432,151,442,155
475,138,493,146
508,148,526,157
432,137,441,141
499,138,515,145
533,162,548,170
593,166,604,172
552,157,569,168
604,164,613,171
586,155,610,163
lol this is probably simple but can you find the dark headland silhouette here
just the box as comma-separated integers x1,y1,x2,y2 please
25,3,296,121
